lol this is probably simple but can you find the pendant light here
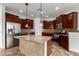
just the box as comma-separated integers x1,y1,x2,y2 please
40,3,43,23
25,3,29,19
25,3,30,35
25,3,29,28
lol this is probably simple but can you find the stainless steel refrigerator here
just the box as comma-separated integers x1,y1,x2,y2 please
6,22,14,48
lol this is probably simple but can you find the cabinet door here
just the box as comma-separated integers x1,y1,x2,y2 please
43,21,46,29
59,36,68,50
68,12,77,29
62,15,68,28
43,21,49,29
68,14,73,28
49,21,53,29
27,20,33,29
57,16,62,23
43,21,53,29
53,20,57,29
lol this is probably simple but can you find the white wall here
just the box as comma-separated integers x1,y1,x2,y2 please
0,4,5,48
69,32,79,52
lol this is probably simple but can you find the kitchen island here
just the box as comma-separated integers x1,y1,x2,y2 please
14,35,52,56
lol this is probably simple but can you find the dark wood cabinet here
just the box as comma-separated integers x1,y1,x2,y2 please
62,15,68,28
6,13,20,23
56,15,63,23
13,38,19,47
67,12,77,29
21,19,27,29
27,19,33,29
6,13,34,29
53,12,77,29
53,20,57,29
21,19,33,29
59,35,68,50
56,14,68,29
43,21,53,29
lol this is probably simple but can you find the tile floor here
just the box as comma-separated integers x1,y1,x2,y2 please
0,47,24,56
50,42,79,56
0,42,79,56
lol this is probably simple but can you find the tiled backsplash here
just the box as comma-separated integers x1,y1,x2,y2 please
21,29,34,34
43,28,77,34
21,28,77,34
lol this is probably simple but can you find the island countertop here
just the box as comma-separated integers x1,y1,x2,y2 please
14,35,52,44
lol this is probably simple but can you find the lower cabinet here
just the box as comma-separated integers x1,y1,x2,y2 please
13,38,19,47
59,35,68,50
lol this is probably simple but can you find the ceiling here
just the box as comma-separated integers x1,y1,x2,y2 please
3,3,79,19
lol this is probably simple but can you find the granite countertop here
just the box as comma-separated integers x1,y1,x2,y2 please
58,34,68,37
14,35,52,44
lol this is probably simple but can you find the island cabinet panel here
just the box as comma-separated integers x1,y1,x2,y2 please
59,35,68,50
14,35,53,56
67,12,77,29
47,39,52,56
43,21,53,29
20,39,44,56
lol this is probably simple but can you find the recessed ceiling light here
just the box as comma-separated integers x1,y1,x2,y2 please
46,15,49,18
41,11,43,14
19,10,23,13
31,14,34,17
56,7,59,10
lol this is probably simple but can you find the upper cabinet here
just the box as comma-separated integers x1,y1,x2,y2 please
52,12,77,29
53,20,57,29
5,13,34,29
62,15,68,28
43,21,53,29
6,13,21,23
21,19,33,29
67,12,77,29
56,14,66,29
6,13,18,20
56,15,64,23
